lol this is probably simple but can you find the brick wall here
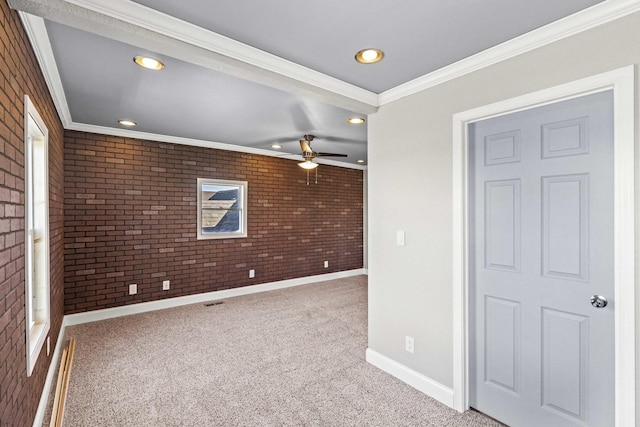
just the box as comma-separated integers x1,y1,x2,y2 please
64,131,363,314
0,1,65,425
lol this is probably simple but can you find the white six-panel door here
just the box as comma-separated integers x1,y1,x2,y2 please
469,91,614,426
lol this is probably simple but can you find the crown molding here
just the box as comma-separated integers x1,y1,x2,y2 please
66,122,367,171
16,0,378,110
17,10,366,171
15,0,639,147
379,0,640,105
18,12,72,127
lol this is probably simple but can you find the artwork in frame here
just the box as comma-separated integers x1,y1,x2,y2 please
197,178,248,239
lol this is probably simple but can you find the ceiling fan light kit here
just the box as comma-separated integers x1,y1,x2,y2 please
298,160,318,170
296,134,348,184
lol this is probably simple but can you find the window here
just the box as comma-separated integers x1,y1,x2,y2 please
197,178,247,239
25,95,50,376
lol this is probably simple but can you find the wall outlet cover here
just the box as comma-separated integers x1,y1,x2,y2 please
129,283,137,295
405,336,414,354
162,280,170,290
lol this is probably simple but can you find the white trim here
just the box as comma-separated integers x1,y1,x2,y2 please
15,11,366,171
451,66,636,425
196,178,248,240
15,0,640,170
611,64,636,427
65,269,365,326
365,348,454,408
34,269,365,425
63,0,379,107
32,318,67,427
18,13,72,127
15,0,377,109
25,95,51,377
15,0,640,115
379,0,640,105
65,122,367,171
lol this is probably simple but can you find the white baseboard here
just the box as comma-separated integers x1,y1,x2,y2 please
33,270,365,425
33,317,68,427
366,348,454,408
65,269,366,326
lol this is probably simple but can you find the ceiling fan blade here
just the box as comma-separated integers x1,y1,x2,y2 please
300,139,313,153
315,152,348,157
314,135,364,144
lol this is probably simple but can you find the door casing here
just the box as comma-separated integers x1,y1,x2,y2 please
451,65,636,425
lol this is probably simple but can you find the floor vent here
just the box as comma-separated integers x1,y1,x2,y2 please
204,301,225,307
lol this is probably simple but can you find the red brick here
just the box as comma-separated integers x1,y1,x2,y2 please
0,2,65,425
64,131,363,315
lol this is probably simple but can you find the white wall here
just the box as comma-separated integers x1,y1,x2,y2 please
368,9,640,402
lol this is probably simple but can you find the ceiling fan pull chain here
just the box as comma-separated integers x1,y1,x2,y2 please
306,169,310,185
315,167,318,184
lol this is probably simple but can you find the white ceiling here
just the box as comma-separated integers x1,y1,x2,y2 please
131,0,603,93
10,0,624,168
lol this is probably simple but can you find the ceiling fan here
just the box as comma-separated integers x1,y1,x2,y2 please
298,134,347,168
297,134,348,184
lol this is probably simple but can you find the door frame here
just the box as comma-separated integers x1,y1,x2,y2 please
452,66,636,425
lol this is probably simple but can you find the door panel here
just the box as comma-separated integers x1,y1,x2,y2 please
542,174,589,280
469,90,614,427
541,308,588,422
484,296,521,394
485,180,521,271
541,117,589,158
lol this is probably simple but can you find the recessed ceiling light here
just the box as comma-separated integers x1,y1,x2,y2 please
357,159,366,164
133,56,165,71
355,48,384,64
118,120,137,127
271,144,283,149
348,117,365,125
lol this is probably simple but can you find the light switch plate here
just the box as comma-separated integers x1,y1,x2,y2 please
397,231,406,246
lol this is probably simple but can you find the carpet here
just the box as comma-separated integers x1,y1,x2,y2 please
43,276,502,426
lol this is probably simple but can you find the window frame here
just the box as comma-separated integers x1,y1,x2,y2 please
24,95,50,376
197,178,248,240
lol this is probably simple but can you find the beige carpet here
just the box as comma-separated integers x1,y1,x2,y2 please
45,276,502,426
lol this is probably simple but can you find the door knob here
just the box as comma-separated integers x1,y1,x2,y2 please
590,295,608,308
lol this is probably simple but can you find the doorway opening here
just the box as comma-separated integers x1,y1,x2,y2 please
451,66,635,425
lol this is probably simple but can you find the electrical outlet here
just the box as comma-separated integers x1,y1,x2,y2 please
162,280,170,291
405,336,414,354
324,261,329,268
249,269,255,278
129,283,137,295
